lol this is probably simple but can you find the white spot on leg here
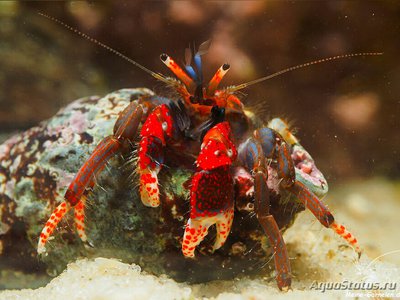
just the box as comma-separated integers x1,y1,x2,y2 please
139,168,160,207
74,198,88,242
213,208,234,251
182,218,213,258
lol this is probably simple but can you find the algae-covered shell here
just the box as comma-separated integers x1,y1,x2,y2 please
0,88,306,282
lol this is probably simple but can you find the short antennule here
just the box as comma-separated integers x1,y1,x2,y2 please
194,53,203,82
185,65,198,82
207,63,231,96
228,52,383,92
38,12,168,83
160,53,195,89
184,47,198,81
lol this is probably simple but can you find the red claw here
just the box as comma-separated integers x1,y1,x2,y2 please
183,121,237,258
137,104,175,207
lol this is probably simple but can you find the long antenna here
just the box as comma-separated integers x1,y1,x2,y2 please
38,12,170,84
228,52,383,92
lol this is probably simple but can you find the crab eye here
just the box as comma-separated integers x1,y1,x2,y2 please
211,106,225,121
160,53,168,62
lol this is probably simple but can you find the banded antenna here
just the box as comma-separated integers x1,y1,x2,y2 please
228,52,383,93
38,12,170,84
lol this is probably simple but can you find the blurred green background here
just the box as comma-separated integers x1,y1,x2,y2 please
0,1,398,181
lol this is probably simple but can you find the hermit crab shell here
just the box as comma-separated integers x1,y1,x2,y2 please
0,88,306,281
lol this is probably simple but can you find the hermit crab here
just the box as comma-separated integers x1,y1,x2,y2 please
37,14,381,290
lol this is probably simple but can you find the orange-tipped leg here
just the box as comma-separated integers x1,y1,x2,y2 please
38,98,146,254
38,201,71,254
331,222,361,257
288,181,361,257
37,136,121,254
74,197,87,243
